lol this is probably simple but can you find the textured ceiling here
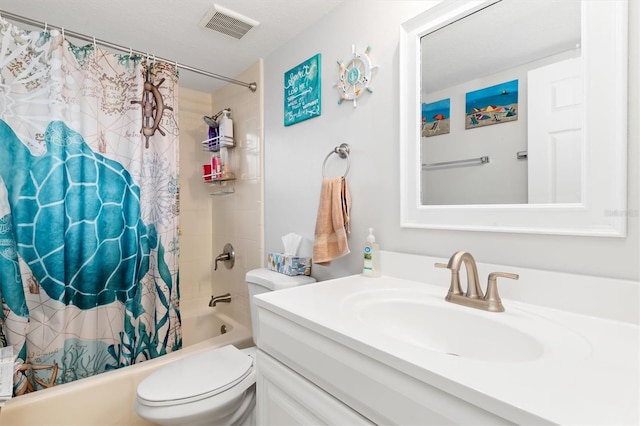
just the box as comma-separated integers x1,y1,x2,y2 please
0,0,345,93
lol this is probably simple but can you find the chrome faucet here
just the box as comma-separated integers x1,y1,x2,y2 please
209,293,231,307
435,251,518,312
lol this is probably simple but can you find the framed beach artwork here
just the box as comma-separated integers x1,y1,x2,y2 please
422,98,450,137
465,79,518,129
284,54,322,126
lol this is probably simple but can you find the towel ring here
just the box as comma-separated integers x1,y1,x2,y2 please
322,143,351,178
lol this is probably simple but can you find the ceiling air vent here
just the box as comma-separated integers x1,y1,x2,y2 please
199,4,259,40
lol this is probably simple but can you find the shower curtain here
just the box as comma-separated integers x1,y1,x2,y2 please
0,18,181,395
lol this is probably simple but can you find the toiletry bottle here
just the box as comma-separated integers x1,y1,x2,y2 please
210,155,216,178
212,156,221,178
363,228,380,277
219,109,233,144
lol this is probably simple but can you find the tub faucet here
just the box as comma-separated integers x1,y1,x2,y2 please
435,251,518,312
214,243,235,271
209,293,231,307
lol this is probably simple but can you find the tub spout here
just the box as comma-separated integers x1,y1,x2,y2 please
209,293,231,307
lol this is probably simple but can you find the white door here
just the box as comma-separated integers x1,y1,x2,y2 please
527,56,583,203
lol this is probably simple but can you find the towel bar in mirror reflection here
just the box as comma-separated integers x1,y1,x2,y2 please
423,156,489,170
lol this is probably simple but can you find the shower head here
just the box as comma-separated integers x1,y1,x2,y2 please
203,115,219,128
203,109,232,128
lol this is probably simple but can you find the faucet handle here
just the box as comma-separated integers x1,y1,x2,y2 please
434,262,464,296
484,272,519,312
214,243,235,271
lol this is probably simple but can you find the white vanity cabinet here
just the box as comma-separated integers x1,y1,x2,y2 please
254,254,638,426
256,349,373,425
255,301,515,425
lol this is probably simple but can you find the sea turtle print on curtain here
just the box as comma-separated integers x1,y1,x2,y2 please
0,17,181,395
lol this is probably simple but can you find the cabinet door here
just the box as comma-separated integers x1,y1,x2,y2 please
256,350,374,426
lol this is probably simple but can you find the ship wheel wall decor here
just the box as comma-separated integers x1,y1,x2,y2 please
335,45,377,107
131,66,174,148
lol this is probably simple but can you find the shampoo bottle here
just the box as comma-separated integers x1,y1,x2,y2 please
363,228,380,277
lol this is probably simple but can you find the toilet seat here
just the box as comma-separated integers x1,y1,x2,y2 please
137,345,254,407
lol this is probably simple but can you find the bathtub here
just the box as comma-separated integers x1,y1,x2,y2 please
0,299,253,426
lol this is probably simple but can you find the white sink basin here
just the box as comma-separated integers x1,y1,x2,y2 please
341,288,591,363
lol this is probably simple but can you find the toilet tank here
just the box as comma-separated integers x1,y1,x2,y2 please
246,268,315,343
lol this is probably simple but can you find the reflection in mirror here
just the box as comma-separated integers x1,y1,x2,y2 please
420,0,581,205
399,0,628,236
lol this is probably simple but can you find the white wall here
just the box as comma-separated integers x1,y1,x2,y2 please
179,62,264,330
210,61,264,329
263,0,639,282
178,87,215,303
422,68,527,205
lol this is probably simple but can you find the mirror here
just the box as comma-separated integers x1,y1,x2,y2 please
400,0,628,236
421,0,580,205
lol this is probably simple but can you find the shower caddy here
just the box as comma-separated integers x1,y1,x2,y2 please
202,109,235,195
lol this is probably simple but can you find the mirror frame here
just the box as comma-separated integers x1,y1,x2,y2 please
399,0,628,236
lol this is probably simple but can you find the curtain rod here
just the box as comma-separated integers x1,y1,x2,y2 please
0,9,258,92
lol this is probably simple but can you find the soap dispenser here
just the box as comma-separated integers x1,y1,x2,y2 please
363,228,380,277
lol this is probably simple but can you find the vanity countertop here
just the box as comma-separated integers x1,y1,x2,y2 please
255,273,639,425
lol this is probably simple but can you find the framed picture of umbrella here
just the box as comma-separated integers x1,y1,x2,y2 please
422,98,450,137
465,79,518,129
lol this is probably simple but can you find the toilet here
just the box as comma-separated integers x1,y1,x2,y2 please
134,268,316,426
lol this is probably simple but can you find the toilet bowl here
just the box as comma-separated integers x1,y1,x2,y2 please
135,345,257,426
134,268,316,425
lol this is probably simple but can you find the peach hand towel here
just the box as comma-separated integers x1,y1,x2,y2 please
313,177,351,265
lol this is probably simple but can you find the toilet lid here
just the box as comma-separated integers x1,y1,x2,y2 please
137,345,253,406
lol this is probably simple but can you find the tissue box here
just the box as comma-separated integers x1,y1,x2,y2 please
267,253,312,276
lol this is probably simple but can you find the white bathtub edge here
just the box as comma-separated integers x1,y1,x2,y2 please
0,311,253,426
